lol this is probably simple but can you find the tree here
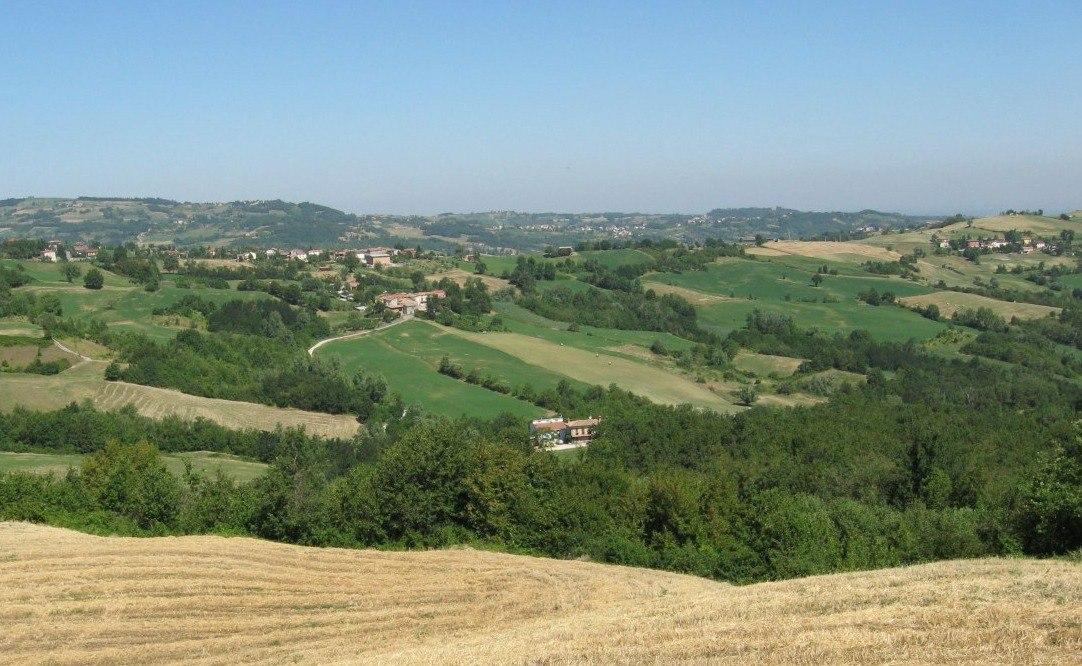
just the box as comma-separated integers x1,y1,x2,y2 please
1009,438,1081,555
737,385,759,406
474,260,487,275
60,262,81,283
80,440,181,528
161,254,180,272
810,273,823,287
83,268,104,290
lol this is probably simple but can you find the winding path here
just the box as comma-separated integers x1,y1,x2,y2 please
53,339,93,365
307,315,412,356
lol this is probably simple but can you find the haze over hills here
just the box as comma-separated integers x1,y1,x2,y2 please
0,197,941,251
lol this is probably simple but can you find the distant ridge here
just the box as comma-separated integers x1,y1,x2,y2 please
0,197,938,251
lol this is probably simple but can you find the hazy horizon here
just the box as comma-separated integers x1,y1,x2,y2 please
3,2,1079,216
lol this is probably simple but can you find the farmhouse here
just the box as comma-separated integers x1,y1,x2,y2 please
71,241,95,258
376,289,446,316
363,248,393,267
40,249,58,262
529,415,600,448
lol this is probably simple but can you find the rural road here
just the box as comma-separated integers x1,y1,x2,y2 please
307,315,412,356
53,339,92,363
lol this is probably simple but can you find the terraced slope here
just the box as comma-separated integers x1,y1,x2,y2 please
0,523,1077,664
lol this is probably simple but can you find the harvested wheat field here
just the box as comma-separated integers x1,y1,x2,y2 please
642,279,737,305
747,240,901,262
0,364,360,439
1,523,1078,665
899,291,1061,321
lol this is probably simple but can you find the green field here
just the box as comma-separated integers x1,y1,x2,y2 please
2,260,274,341
316,314,741,415
0,450,267,482
646,257,947,340
573,248,655,268
493,302,696,355
316,320,547,419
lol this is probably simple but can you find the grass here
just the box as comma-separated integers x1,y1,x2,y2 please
1,522,1077,664
0,361,360,439
0,451,267,482
316,321,546,419
732,351,804,377
2,260,275,341
432,321,739,413
898,291,1061,321
647,257,946,341
574,248,655,268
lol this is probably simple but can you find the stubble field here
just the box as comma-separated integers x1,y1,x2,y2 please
0,523,1077,664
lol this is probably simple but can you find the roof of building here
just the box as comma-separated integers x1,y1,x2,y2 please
566,418,600,428
531,421,567,432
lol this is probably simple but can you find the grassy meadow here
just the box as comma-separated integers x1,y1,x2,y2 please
644,257,947,340
317,320,547,419
1,259,274,341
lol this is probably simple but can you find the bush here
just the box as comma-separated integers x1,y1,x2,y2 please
83,268,104,290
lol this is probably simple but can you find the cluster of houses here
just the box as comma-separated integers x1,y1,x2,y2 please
935,235,1056,255
375,289,446,316
237,246,404,267
529,415,601,449
39,240,97,262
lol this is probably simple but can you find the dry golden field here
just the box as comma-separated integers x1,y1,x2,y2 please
898,291,1061,321
641,278,737,305
0,362,360,439
746,240,901,262
0,523,1078,664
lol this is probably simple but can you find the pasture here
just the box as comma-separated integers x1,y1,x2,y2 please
647,257,946,341
1,260,275,341
733,351,804,377
316,321,546,419
434,322,739,412
1,523,1076,664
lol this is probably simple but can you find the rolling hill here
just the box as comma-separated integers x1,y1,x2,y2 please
0,197,939,251
1,522,1077,664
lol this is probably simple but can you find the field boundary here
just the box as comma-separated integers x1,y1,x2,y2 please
308,315,412,356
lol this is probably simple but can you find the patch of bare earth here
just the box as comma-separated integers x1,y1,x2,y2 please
0,523,1077,664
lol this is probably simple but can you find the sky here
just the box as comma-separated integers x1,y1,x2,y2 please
1,1,1079,216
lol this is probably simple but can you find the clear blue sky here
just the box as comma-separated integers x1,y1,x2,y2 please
1,1,1079,215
